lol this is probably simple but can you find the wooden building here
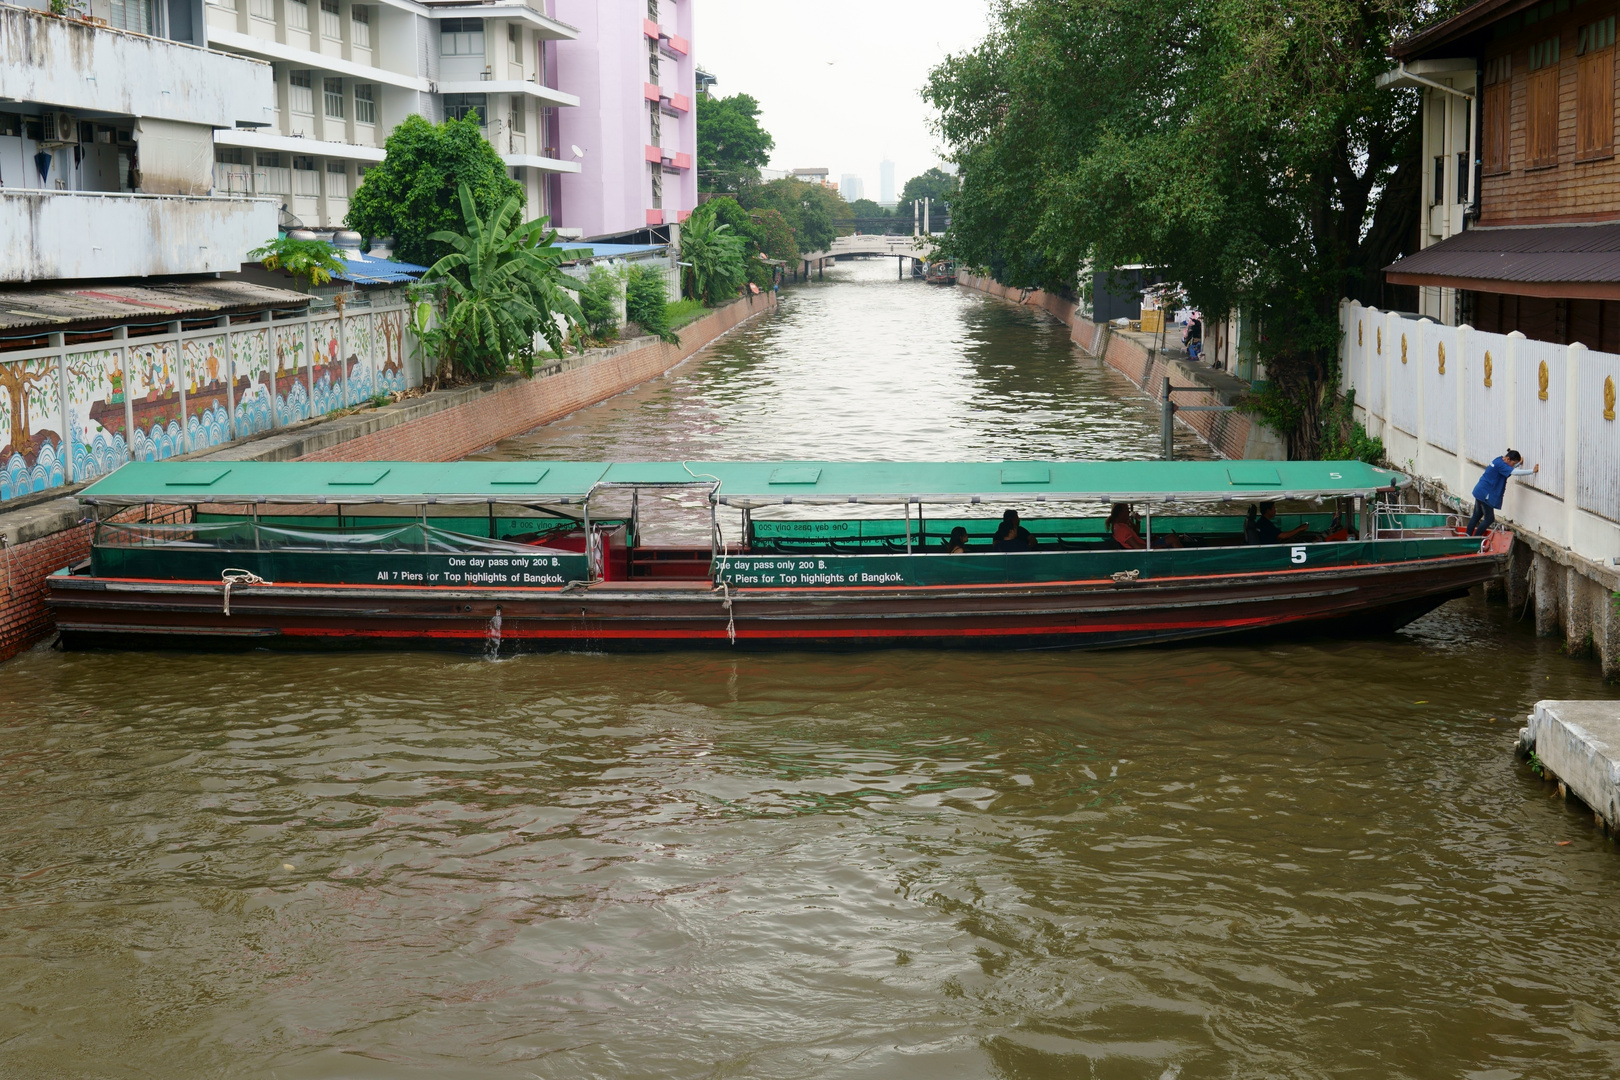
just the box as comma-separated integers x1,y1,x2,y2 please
1382,0,1620,350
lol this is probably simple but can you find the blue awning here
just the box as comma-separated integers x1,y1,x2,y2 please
331,250,430,285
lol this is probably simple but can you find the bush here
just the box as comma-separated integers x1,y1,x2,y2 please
578,266,622,343
1318,389,1384,464
626,264,677,343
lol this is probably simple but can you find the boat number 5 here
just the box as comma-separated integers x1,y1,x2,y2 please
1290,546,1307,565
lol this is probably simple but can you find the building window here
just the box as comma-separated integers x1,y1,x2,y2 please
327,161,349,199
444,93,487,124
109,0,154,33
650,162,663,209
1457,149,1469,202
1526,37,1560,169
648,37,659,82
440,18,484,56
510,100,526,133
293,155,319,196
648,100,661,142
351,4,370,47
354,83,376,125
248,0,271,20
211,0,237,12
508,23,521,64
320,0,341,40
1431,156,1444,206
256,151,290,195
324,78,345,119
288,0,309,31
1578,18,1617,161
289,70,314,115
1483,54,1510,175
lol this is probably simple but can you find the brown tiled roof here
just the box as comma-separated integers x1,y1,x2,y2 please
1382,225,1620,297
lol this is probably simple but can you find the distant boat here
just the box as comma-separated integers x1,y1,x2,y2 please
924,259,957,284
49,459,1507,653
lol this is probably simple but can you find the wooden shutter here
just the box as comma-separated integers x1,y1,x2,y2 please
1484,83,1510,173
1527,68,1560,168
1577,47,1615,160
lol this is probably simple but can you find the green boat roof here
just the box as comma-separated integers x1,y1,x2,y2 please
79,459,1408,508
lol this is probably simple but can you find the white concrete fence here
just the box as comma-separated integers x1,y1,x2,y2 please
0,296,422,504
1340,300,1619,570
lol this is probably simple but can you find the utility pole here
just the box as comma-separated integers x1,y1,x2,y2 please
913,200,919,237
924,197,931,236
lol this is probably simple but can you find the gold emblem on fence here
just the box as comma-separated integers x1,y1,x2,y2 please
1358,322,1363,346
1483,351,1493,387
1605,375,1616,421
1437,342,1446,374
1377,327,1382,354
1401,334,1408,364
1538,360,1550,401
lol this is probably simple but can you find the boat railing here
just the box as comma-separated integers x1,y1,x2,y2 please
93,520,575,557
1374,503,1459,539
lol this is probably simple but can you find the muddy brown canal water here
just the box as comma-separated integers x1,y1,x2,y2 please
4,260,1620,1078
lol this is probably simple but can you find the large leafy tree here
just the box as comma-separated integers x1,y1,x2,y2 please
704,196,796,285
926,0,1441,456
737,178,852,255
897,167,959,224
696,92,776,192
419,184,583,381
346,115,524,267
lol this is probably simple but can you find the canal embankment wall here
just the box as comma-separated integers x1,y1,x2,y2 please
0,292,775,664
1341,301,1620,679
957,273,1284,460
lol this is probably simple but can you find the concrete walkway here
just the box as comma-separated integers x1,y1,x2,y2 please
1520,700,1620,832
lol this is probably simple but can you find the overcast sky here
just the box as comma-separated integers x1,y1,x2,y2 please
692,1,994,200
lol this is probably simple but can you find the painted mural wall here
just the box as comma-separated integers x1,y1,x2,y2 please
0,300,421,505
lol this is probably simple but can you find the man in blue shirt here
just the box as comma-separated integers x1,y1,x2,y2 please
1468,449,1538,535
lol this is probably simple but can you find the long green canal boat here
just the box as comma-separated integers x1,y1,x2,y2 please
46,459,1508,652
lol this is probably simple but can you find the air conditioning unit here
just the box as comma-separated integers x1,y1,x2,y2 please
41,111,78,146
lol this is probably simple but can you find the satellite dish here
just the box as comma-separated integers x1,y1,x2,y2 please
571,144,585,159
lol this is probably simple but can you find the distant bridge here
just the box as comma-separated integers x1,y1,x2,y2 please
795,234,939,280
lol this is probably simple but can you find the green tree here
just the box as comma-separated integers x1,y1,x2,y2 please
419,184,583,381
577,266,622,344
897,167,959,223
702,196,793,286
925,0,1430,457
737,178,852,255
346,115,525,267
248,235,346,291
696,92,776,192
680,206,747,304
626,263,678,343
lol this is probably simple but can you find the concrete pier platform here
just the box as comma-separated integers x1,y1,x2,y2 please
1519,700,1620,829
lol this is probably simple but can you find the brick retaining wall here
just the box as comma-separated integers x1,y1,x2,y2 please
0,291,775,664
958,273,1282,460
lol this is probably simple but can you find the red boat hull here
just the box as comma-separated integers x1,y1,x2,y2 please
47,544,1507,653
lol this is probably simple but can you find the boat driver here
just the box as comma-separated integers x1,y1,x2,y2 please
1254,502,1309,544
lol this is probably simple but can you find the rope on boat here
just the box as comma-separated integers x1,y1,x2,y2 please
1111,569,1141,584
221,568,271,616
717,580,736,645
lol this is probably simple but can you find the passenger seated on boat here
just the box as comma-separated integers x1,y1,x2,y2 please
1108,502,1185,549
1253,501,1309,545
1243,505,1262,544
944,526,969,553
990,510,1034,552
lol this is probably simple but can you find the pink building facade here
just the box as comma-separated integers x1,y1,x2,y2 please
551,0,696,238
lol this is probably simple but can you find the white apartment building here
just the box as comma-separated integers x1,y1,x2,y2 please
202,0,582,231
0,1,277,280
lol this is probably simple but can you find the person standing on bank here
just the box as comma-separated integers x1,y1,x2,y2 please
1468,449,1538,536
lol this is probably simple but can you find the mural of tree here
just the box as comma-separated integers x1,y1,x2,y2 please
0,359,57,458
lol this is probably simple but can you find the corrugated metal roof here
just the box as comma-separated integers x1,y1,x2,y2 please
0,280,311,333
331,250,430,285
1383,225,1620,285
555,242,668,259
